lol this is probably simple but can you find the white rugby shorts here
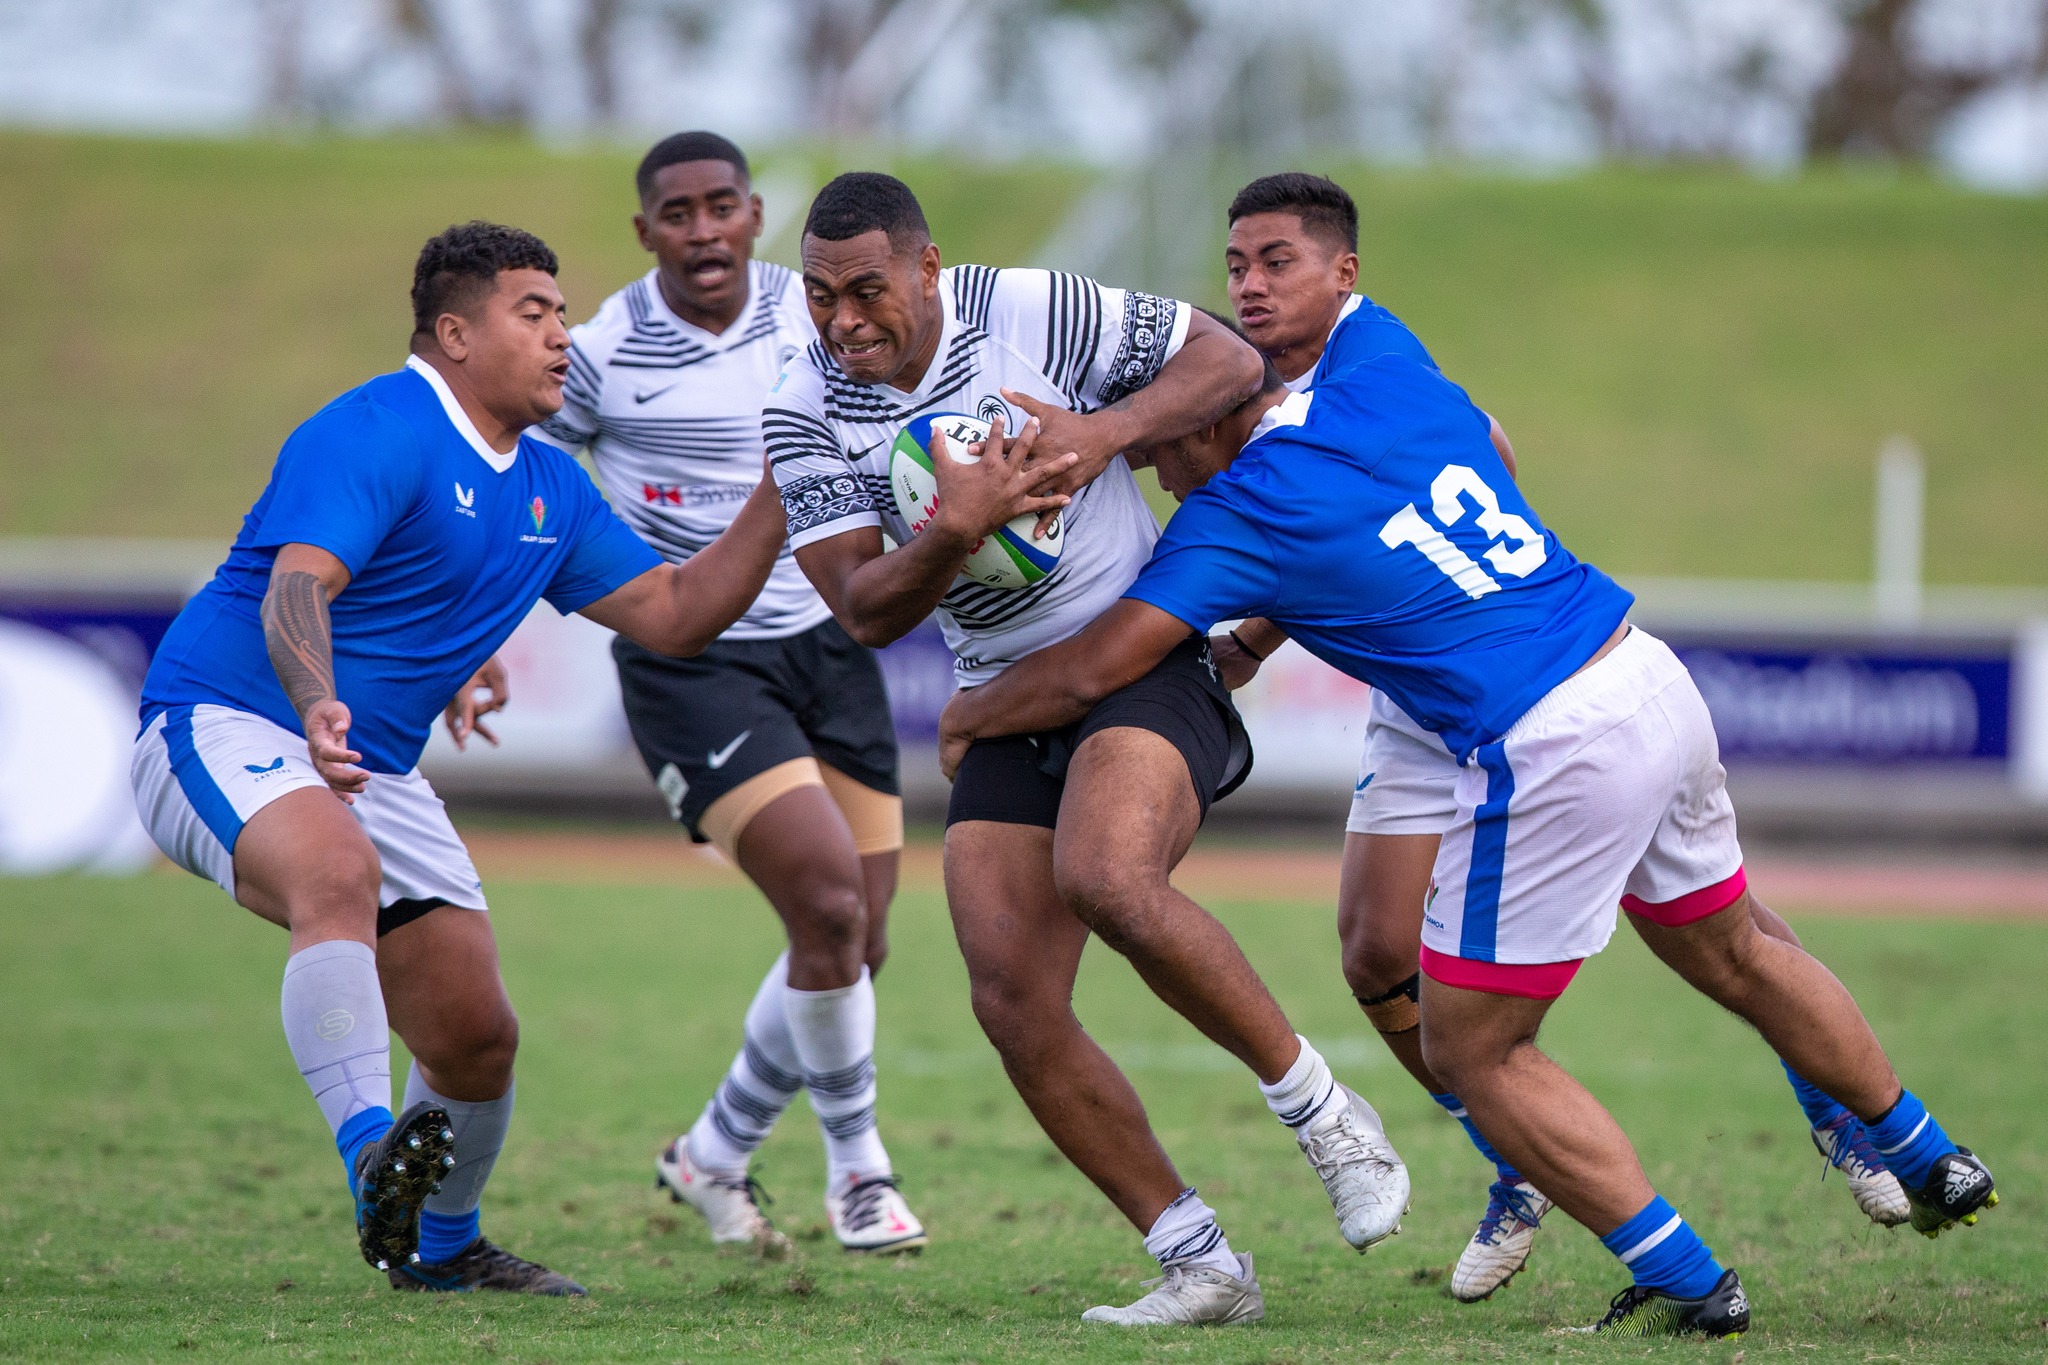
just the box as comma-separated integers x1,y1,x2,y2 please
1418,627,1746,999
131,703,486,911
1345,689,1460,837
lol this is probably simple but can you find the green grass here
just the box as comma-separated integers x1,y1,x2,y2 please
3,133,2047,586
1,868,2040,1361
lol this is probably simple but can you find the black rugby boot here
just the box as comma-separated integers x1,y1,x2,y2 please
352,1102,456,1271
1904,1147,1998,1238
389,1237,587,1295
1583,1268,1750,1339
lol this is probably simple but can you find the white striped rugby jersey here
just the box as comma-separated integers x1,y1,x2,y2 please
765,265,1189,686
534,262,830,640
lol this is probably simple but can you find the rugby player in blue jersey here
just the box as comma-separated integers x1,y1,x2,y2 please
1215,173,1914,1300
130,222,803,1293
939,350,1997,1337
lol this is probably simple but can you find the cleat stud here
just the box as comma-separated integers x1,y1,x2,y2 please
408,1251,421,1264
440,1127,454,1142
375,1258,389,1271
1986,1192,1999,1207
406,1135,423,1151
441,1155,456,1169
392,1160,406,1174
1962,1214,1977,1225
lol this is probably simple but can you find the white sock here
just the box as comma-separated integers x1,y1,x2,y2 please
785,965,891,1189
1260,1035,1343,1130
1144,1188,1242,1278
404,1061,513,1216
280,939,391,1134
688,953,805,1175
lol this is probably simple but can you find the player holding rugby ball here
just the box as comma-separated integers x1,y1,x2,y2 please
767,172,1412,1326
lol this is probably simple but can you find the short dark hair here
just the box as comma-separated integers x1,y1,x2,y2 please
1227,172,1358,254
803,172,930,253
636,130,749,202
410,221,558,337
1199,307,1287,397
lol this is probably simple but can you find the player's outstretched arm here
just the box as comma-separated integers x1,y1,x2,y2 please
1004,308,1264,499
937,599,1192,778
260,542,368,800
579,474,788,657
792,416,1077,649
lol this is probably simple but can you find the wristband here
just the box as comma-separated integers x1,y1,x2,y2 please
1228,628,1268,663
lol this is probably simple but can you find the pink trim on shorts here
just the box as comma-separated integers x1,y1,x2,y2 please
1419,945,1583,1001
1622,866,1748,928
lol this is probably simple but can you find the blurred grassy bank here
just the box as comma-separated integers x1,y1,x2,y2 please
2,131,2043,585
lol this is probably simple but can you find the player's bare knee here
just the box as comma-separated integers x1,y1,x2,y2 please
791,875,867,951
425,1001,519,1093
282,840,381,932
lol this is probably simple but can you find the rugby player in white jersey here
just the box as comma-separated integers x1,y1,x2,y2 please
131,222,787,1292
766,172,1410,1327
528,132,921,1255
1214,172,1913,1300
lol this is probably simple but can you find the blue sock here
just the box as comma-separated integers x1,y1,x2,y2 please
1600,1195,1724,1300
1864,1089,1954,1189
1431,1092,1522,1185
336,1106,394,1194
1782,1060,1852,1129
417,1208,482,1265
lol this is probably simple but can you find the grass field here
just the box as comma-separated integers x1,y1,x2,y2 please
4,131,2047,587
2,853,2041,1362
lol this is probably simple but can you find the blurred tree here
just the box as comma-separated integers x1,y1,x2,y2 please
1806,0,2007,157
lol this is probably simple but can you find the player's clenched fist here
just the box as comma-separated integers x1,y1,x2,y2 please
304,698,369,800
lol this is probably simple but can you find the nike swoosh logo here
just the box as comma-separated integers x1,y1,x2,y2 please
634,383,679,404
707,730,752,770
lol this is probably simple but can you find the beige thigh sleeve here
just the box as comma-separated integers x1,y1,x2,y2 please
698,757,826,865
818,762,904,856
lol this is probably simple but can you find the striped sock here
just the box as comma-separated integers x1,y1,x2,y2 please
1599,1195,1723,1300
1144,1188,1242,1278
1259,1036,1344,1129
689,955,804,1174
786,966,891,1189
1781,1060,1852,1128
1864,1089,1955,1190
1431,1091,1522,1184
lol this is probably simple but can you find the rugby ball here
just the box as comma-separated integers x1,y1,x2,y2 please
889,412,1064,590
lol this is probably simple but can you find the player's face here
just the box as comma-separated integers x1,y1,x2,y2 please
1226,212,1358,360
461,268,572,425
800,231,943,387
1143,428,1238,502
634,159,762,319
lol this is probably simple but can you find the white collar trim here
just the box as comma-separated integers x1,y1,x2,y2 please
1251,388,1313,443
405,354,518,474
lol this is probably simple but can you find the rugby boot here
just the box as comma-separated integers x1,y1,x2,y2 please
1082,1252,1264,1326
1577,1268,1750,1338
1296,1083,1410,1250
388,1237,586,1295
1903,1147,1997,1238
826,1174,927,1254
352,1102,456,1272
655,1137,793,1256
1810,1111,1910,1226
1452,1179,1552,1301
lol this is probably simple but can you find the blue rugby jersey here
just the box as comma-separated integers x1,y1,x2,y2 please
1126,354,1631,761
143,357,660,773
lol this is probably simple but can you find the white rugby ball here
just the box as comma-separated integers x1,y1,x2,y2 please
888,412,1064,590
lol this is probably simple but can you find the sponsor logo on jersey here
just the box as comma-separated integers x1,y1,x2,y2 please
1355,772,1376,793
243,756,286,777
454,482,477,517
634,382,679,404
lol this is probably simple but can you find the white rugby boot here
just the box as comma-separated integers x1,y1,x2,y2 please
1296,1083,1410,1249
1082,1252,1265,1326
655,1138,793,1256
826,1174,927,1254
1810,1112,1911,1226
1452,1179,1552,1302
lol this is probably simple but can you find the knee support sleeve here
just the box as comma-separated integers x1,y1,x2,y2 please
1356,972,1421,1035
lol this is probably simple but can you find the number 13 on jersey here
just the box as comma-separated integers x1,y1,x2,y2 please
1378,464,1548,600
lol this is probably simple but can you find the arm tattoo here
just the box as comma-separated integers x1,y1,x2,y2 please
262,569,336,719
